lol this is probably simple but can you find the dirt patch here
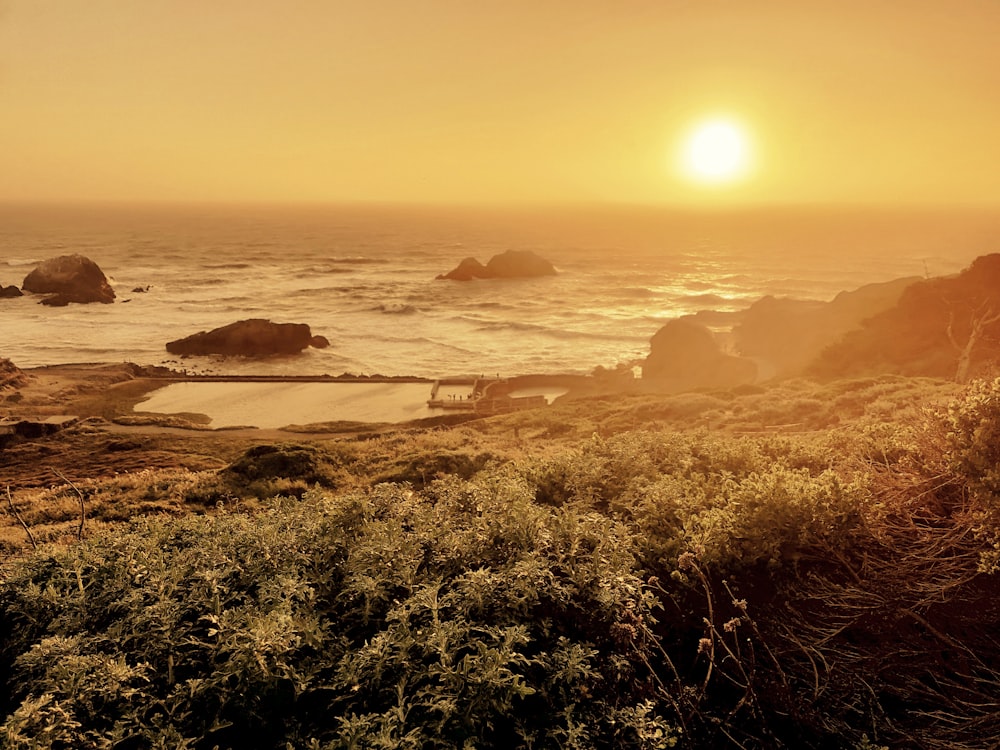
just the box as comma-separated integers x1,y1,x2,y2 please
0,427,234,489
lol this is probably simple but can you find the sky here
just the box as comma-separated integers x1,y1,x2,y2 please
2,0,1000,206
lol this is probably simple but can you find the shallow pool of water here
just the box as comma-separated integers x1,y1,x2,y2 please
138,381,441,428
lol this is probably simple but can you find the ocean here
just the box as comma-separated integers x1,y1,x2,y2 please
2,203,997,379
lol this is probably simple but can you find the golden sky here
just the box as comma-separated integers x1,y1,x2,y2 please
3,0,1000,205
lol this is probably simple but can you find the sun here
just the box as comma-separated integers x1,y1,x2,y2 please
678,118,753,185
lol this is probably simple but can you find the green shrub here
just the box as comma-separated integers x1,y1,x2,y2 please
0,476,678,749
946,377,1000,498
375,449,498,487
4,374,998,749
224,442,348,486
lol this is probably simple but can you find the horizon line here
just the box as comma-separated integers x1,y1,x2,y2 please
2,197,1000,213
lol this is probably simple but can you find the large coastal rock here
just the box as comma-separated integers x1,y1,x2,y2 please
437,257,489,281
642,319,756,391
166,319,330,357
811,254,1000,382
437,250,556,281
484,250,557,278
22,254,115,306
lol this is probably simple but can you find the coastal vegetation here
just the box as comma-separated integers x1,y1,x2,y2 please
2,372,998,748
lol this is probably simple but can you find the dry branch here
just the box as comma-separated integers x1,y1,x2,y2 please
5,485,37,551
52,469,86,541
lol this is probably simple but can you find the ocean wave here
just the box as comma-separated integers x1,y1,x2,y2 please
459,300,506,308
449,300,518,314
218,304,268,313
684,280,715,290
322,257,389,266
615,287,655,298
359,335,478,355
371,303,420,315
677,293,739,306
471,320,647,343
474,321,542,333
288,287,341,298
201,262,253,270
2,258,42,268
296,266,353,276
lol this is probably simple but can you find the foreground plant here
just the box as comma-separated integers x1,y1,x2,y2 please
0,472,677,749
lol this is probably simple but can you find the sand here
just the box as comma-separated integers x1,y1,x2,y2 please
137,381,445,428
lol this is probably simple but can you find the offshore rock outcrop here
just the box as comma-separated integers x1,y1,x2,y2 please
22,254,115,306
437,257,490,281
437,250,556,281
642,319,756,391
166,319,329,358
0,285,23,299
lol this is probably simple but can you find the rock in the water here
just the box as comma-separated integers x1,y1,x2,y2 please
310,335,331,349
437,257,490,281
0,285,22,299
22,254,115,305
642,319,756,391
39,294,74,307
485,249,557,278
437,250,556,281
166,319,328,357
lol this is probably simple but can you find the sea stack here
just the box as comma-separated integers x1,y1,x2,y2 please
437,250,557,280
166,319,329,357
22,254,116,306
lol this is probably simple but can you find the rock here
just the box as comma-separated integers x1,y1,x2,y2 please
437,250,556,281
642,319,756,391
309,335,330,349
0,358,28,390
39,294,74,307
484,250,557,278
0,285,22,298
22,254,115,305
166,319,328,357
1,416,79,439
437,257,490,281
132,285,151,293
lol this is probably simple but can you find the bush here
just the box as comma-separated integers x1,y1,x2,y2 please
0,476,679,749
4,375,1000,749
224,442,350,486
946,377,1000,499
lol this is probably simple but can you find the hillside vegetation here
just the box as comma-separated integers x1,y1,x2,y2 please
812,253,1000,382
2,375,1000,748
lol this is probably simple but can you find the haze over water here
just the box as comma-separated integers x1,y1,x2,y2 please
2,203,996,378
